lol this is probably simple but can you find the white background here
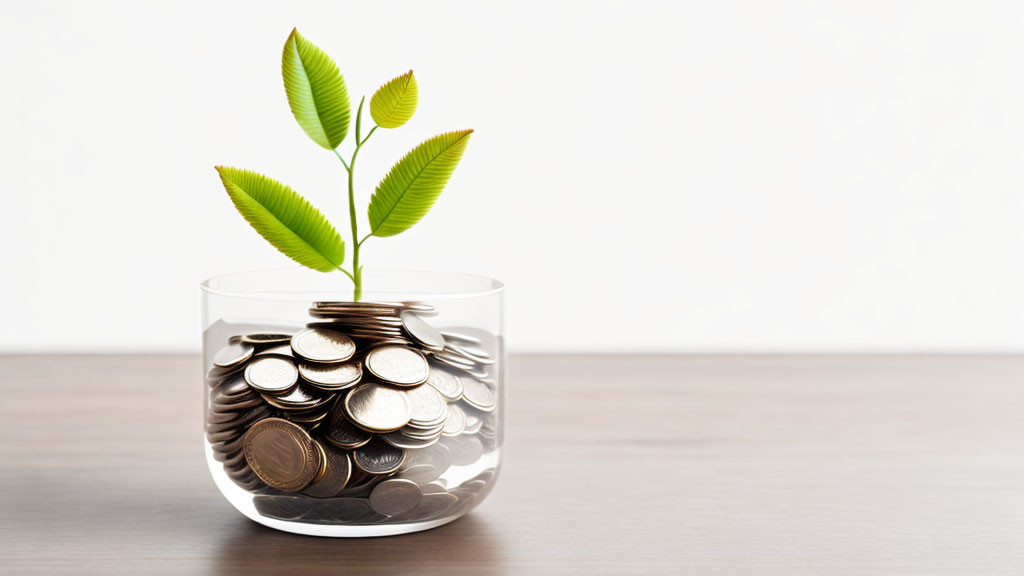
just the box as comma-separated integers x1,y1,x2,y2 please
2,0,1023,353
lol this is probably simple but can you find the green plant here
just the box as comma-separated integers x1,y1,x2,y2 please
216,28,472,301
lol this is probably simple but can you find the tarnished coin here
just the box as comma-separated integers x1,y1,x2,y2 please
241,333,293,346
214,374,252,398
442,404,467,437
364,345,429,386
291,328,356,363
244,354,299,394
405,383,448,427
368,479,422,516
303,442,352,498
253,495,315,520
298,359,362,390
324,398,373,449
242,418,322,492
344,383,411,433
213,341,254,368
400,311,446,351
353,438,406,475
321,497,377,522
461,377,496,412
427,366,464,401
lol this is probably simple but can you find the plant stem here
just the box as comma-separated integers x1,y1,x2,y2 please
344,97,376,301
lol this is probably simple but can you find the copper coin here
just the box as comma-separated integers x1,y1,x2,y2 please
242,418,322,492
302,443,352,498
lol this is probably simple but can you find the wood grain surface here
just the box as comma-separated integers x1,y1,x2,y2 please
2,355,1024,575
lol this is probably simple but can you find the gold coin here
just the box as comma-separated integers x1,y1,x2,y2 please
242,418,322,492
364,345,428,387
291,328,356,363
344,383,411,433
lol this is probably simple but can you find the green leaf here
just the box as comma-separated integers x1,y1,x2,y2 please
368,130,473,237
282,28,350,149
216,166,345,271
370,71,418,129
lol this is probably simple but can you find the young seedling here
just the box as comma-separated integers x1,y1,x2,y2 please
216,28,472,300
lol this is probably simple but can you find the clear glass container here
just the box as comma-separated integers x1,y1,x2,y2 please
200,268,505,537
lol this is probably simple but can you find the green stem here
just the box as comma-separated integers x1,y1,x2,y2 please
343,97,377,301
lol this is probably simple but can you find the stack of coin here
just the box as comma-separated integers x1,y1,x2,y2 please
204,301,500,522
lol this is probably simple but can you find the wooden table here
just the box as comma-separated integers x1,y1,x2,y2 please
2,355,1024,574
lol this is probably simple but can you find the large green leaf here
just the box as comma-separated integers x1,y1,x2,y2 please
370,71,418,129
216,166,345,271
282,28,350,149
368,130,473,237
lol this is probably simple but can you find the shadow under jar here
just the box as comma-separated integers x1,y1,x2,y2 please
201,268,505,537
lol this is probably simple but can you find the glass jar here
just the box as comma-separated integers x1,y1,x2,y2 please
200,268,505,537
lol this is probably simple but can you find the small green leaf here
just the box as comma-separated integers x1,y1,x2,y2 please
282,28,350,149
216,166,345,271
368,130,473,237
370,71,418,129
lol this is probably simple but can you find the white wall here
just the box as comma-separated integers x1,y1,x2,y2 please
2,0,1023,353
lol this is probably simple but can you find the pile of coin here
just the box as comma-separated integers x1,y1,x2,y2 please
205,301,499,522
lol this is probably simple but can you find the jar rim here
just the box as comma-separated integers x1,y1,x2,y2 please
200,266,505,302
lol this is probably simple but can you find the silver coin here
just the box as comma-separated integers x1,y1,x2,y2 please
444,435,484,466
438,330,481,345
302,443,352,498
244,354,299,394
462,410,483,434
368,479,422,516
353,438,406,475
433,354,477,373
211,392,263,412
381,430,441,450
213,341,254,368
399,422,446,439
255,344,294,357
400,311,446,351
405,383,448,427
447,343,495,365
460,377,496,412
215,374,252,397
403,492,458,522
291,328,356,363
449,342,492,362
399,442,452,483
298,359,362,390
344,383,412,432
321,497,377,522
442,405,466,437
364,345,429,386
254,495,315,520
262,383,332,411
426,366,463,402
241,333,293,346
